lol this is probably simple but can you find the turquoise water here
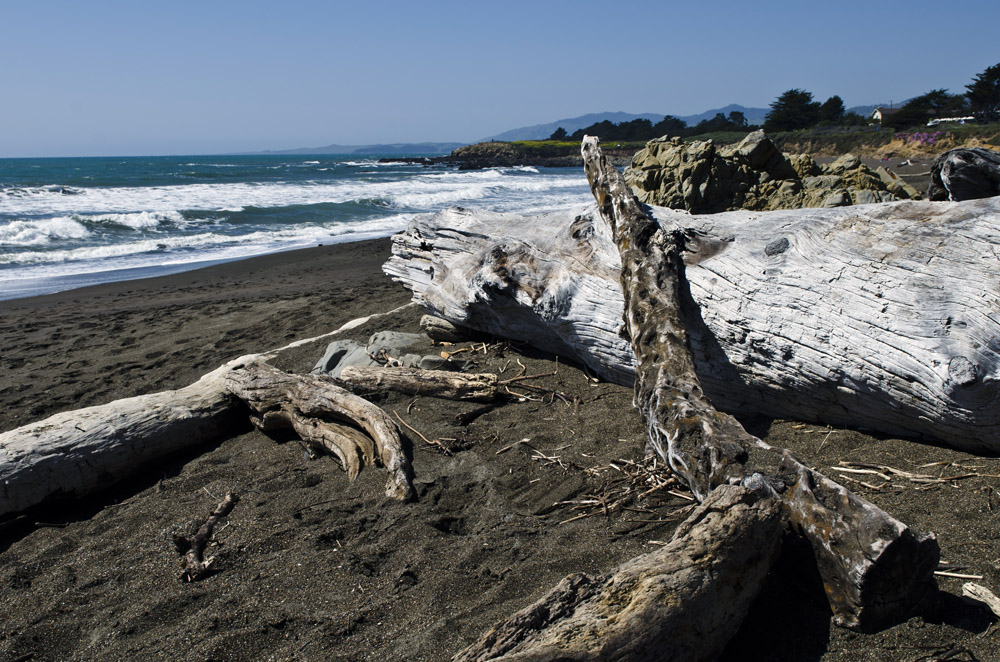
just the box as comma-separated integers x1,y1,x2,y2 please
0,154,591,300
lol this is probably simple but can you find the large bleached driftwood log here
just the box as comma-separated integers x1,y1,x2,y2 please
0,355,253,520
384,187,1000,453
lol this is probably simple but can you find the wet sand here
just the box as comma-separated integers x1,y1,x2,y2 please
1,237,998,661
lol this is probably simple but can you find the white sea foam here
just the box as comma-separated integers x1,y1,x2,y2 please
0,164,592,299
0,217,91,246
0,169,587,218
0,214,415,274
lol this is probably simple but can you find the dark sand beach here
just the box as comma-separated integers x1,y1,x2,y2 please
1,237,998,661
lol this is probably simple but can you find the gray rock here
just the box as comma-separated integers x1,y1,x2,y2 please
313,331,468,378
927,147,1000,201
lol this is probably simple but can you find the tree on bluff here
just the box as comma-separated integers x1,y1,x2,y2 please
763,89,821,131
890,89,969,129
966,62,1000,122
820,95,845,123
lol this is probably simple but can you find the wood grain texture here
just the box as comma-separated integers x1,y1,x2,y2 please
385,195,1000,452
581,134,939,632
0,355,253,519
453,484,783,662
225,362,415,501
339,365,498,402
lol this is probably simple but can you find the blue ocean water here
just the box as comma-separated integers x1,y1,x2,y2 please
0,154,592,300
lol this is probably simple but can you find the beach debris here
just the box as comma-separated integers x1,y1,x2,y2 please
225,361,415,502
172,492,239,582
392,410,453,456
420,314,467,343
962,583,1000,619
339,365,498,402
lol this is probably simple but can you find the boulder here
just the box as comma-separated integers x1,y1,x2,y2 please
927,147,1000,201
625,130,920,213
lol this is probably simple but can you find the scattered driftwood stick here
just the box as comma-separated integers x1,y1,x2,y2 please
454,484,783,662
580,135,940,632
339,365,498,402
173,492,239,582
225,362,415,502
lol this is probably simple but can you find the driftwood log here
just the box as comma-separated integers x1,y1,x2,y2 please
339,365,498,402
455,484,783,662
453,138,941,660
224,362,415,502
384,190,1000,453
0,355,253,519
0,305,418,519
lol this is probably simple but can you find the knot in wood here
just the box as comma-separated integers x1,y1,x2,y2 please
764,237,790,256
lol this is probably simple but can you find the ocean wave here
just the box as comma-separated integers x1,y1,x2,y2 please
0,169,587,218
83,210,187,229
0,214,415,273
0,217,91,246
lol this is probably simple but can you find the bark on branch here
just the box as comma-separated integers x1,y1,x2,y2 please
580,135,939,632
339,365,498,402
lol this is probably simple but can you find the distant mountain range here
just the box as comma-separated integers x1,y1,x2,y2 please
251,142,465,156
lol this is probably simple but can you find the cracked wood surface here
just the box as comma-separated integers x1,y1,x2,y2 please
385,190,1000,453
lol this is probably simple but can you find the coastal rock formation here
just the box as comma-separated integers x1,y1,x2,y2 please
384,195,1000,454
927,146,1000,201
625,130,920,213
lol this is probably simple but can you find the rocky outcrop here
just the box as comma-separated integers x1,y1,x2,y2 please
379,142,635,170
625,130,920,213
927,147,1000,201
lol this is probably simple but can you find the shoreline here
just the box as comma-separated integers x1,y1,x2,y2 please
0,237,413,431
0,230,400,304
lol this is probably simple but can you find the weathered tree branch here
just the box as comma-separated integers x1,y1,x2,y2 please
580,135,939,632
173,492,239,581
0,355,256,519
0,304,417,520
339,365,498,402
454,484,783,662
224,362,416,502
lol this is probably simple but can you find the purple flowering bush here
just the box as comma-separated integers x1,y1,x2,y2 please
893,131,946,146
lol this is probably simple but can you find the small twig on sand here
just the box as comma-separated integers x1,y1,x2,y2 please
393,410,452,455
173,493,239,582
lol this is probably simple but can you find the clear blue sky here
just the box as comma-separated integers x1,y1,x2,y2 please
2,0,997,157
